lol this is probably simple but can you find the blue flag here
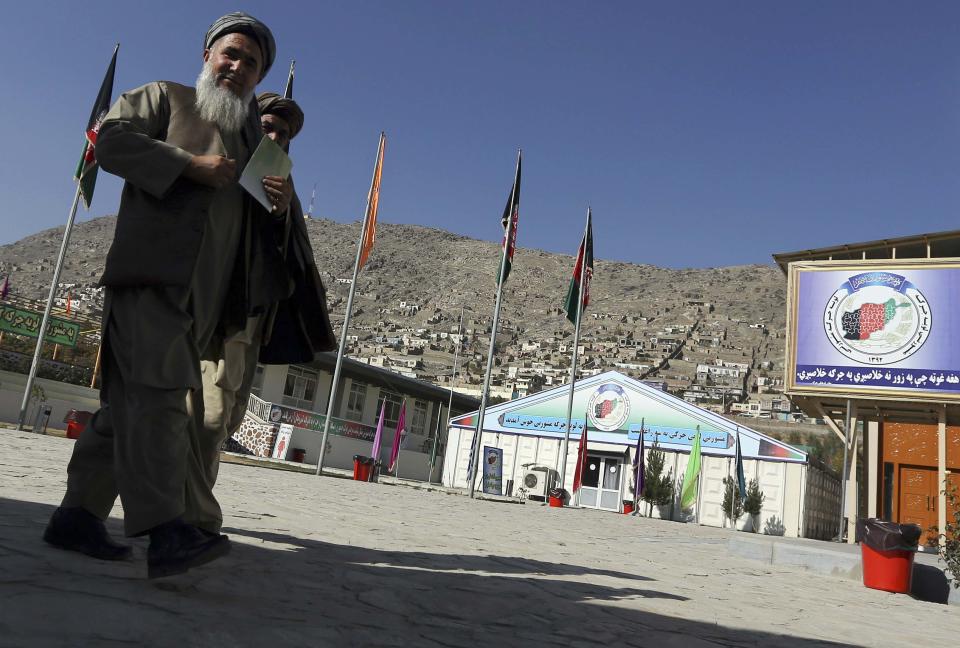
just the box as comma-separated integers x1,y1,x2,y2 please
735,426,747,503
633,418,645,499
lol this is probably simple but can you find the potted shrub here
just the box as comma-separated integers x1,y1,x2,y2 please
933,484,959,594
743,478,765,533
640,441,674,518
721,476,744,529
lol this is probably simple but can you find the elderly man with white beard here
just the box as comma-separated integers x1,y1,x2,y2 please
43,13,291,579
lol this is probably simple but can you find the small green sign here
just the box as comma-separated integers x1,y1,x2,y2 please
0,305,81,347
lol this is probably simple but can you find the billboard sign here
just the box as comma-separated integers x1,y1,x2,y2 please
0,305,81,347
787,259,960,401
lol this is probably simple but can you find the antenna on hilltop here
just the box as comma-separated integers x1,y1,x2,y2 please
306,182,317,219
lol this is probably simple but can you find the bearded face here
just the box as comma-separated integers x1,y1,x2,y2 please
195,60,253,132
195,33,262,132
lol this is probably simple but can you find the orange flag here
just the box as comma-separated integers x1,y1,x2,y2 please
65,292,72,317
358,132,386,269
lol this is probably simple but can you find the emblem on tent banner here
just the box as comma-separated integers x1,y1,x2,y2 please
823,271,931,365
587,383,630,431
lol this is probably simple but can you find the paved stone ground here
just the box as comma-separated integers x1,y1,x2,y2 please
0,430,956,647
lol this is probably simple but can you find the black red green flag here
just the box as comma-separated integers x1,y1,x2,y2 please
563,209,594,324
74,45,119,209
497,151,522,285
283,59,295,99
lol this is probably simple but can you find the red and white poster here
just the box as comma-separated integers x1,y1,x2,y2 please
272,424,293,460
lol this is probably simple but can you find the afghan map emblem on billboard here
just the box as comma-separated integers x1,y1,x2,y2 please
787,260,960,400
823,271,930,365
587,383,630,431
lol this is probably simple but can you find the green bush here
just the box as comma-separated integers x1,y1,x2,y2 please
721,476,743,524
935,484,960,589
640,441,674,515
743,478,765,533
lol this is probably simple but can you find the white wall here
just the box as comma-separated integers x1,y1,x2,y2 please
0,370,100,429
441,427,820,538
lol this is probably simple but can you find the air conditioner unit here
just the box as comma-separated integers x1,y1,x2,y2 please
521,466,555,500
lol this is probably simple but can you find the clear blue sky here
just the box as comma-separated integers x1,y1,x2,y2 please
1,2,958,268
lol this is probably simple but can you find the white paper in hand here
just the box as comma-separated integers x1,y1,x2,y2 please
239,135,293,211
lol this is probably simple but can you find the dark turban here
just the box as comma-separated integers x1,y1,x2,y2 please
205,12,276,80
257,92,305,140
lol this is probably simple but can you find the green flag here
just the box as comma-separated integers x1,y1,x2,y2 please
75,45,119,209
680,426,702,509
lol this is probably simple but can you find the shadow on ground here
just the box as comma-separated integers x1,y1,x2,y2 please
0,498,857,647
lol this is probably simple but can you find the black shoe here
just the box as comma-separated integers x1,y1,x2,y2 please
147,519,231,579
43,506,133,561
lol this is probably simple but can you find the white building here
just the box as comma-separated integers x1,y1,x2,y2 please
230,353,479,480
442,371,840,539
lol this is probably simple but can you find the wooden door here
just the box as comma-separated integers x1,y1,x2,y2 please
898,466,937,544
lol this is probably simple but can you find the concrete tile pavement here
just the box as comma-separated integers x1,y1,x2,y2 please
0,430,956,647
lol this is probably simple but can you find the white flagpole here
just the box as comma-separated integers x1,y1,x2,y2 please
559,208,591,493
316,133,384,475
17,185,82,430
468,149,521,498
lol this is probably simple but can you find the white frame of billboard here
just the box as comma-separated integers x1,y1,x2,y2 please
785,257,960,404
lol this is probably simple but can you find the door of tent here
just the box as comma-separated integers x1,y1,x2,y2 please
578,454,623,512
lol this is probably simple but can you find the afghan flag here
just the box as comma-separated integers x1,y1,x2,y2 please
680,426,702,509
496,151,522,285
388,400,406,472
283,59,295,99
572,420,588,493
358,132,385,269
75,45,119,209
735,426,747,503
563,209,594,324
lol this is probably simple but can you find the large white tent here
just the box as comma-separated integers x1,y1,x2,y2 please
443,371,841,538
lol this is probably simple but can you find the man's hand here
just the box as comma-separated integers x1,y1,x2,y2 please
262,176,292,214
183,155,237,189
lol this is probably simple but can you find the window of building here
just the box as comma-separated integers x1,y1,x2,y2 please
411,400,428,436
282,366,318,410
250,364,265,398
376,391,403,429
346,381,367,422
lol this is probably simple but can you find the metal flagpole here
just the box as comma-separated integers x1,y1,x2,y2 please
559,208,591,493
838,399,852,541
468,149,520,498
316,134,384,475
427,401,444,482
17,185,83,430
431,306,464,482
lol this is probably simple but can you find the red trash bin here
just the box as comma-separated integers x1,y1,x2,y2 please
64,410,93,440
623,501,635,515
353,455,373,481
857,518,921,594
861,543,916,593
548,488,566,508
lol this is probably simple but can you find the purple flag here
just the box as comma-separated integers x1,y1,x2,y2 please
633,418,645,499
371,401,386,463
388,401,406,472
1,275,9,300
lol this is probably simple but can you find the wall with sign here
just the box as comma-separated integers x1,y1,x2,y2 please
786,259,960,401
